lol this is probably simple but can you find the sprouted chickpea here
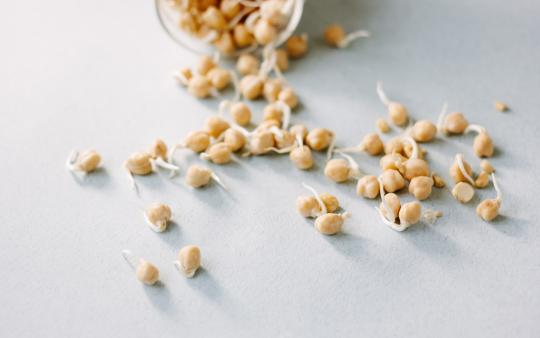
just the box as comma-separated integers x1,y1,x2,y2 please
323,24,369,48
254,19,277,45
289,135,313,170
121,250,159,286
480,159,495,174
245,129,275,156
296,183,327,218
411,120,437,142
298,184,349,236
476,173,502,221
376,118,391,133
334,132,384,156
408,176,434,200
376,82,409,127
263,78,283,102
270,127,296,151
402,137,430,180
237,54,260,76
124,151,180,191
185,164,227,190
275,48,289,71
196,54,217,76
449,153,475,185
223,128,247,152
200,142,233,164
228,101,252,126
149,139,167,160
206,67,232,90
233,23,255,47
286,34,308,59
315,212,351,235
188,74,214,98
144,203,172,233
439,111,469,135
475,171,490,188
380,153,406,173
205,115,231,138
278,87,298,109
240,74,264,100
494,101,508,112
305,128,335,160
431,172,446,188
452,182,475,203
356,175,380,199
320,193,340,213
168,131,211,166
324,153,361,183
464,124,494,158
66,149,101,174
380,169,406,193
289,124,308,141
172,67,192,86
175,245,201,278
384,137,405,155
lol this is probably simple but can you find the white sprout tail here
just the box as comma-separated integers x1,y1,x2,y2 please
337,30,370,48
326,134,336,162
491,173,502,202
436,101,448,135
338,152,362,179
211,172,228,191
455,154,475,186
301,182,327,215
376,81,391,106
121,249,139,270
152,158,179,177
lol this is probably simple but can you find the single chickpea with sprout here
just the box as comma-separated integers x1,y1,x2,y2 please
185,164,228,190
476,173,503,221
174,245,201,278
376,82,409,127
323,24,370,48
401,136,430,181
334,132,384,156
66,149,101,175
144,202,172,233
121,250,159,286
450,154,476,203
324,152,361,183
464,124,494,158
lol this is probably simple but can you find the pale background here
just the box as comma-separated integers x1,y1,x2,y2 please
1,0,539,337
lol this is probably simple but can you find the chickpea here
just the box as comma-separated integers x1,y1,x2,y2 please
178,12,198,33
205,115,230,138
263,103,283,123
184,131,211,153
149,139,167,160
324,158,358,183
290,145,313,170
475,171,490,188
384,137,405,155
480,160,494,174
237,54,260,76
260,0,287,26
263,78,283,102
188,75,212,98
240,74,264,100
202,143,232,164
185,164,226,189
379,153,406,173
449,154,475,185
324,24,345,47
67,150,101,173
136,260,160,285
201,6,227,30
380,193,401,222
431,173,446,188
306,128,333,151
315,213,349,235
376,118,390,133
452,182,475,203
256,119,280,131
403,158,430,181
125,152,152,175
176,245,201,278
443,112,468,134
411,120,437,142
494,101,508,112
320,193,340,213
476,199,500,221
356,175,380,199
278,87,298,109
376,82,409,126
272,129,295,150
381,169,405,193
408,176,434,200
362,133,384,155
233,24,255,47
206,67,231,90
254,19,277,45
228,102,252,126
275,49,289,71
398,201,422,227
248,130,275,155
220,0,241,19
223,128,247,152
215,31,236,55
473,131,494,158
289,124,308,140
296,195,322,218
196,55,216,75
286,34,308,59
145,203,172,232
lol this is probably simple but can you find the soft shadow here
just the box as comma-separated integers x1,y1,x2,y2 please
185,267,224,301
323,231,371,260
488,214,530,238
158,220,183,248
143,281,176,313
402,223,463,266
70,167,112,188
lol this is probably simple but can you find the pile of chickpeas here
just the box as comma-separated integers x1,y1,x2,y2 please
67,17,506,286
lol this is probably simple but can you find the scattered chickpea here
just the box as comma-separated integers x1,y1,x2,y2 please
380,193,400,222
275,49,289,72
149,139,167,160
201,142,232,164
475,171,490,188
122,250,159,286
314,212,350,235
286,34,308,59
263,103,283,123
381,169,406,193
376,118,390,133
205,115,230,138
379,153,406,173
480,160,495,174
449,153,475,185
323,24,369,48
184,131,211,153
207,67,231,90
247,130,275,155
324,153,360,183
356,175,380,199
306,128,334,151
66,150,101,173
376,82,409,126
398,201,422,227
176,245,201,278
443,112,468,134
494,101,508,112
233,24,255,47
240,74,264,100
237,54,260,76
296,195,322,218
290,144,313,170
260,0,287,26
408,176,434,200
472,129,494,158
431,173,446,188
229,102,252,126
125,152,153,176
263,78,283,102
404,158,430,181
196,55,216,75
476,173,502,221
278,87,299,109
320,193,340,213
411,120,437,142
272,128,295,150
188,75,213,98
214,32,236,55
223,128,247,152
185,164,226,189
145,203,172,233
384,137,405,155
335,132,384,156
452,182,475,203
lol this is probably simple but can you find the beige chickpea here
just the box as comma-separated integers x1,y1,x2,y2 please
145,203,172,232
380,193,401,222
408,176,434,200
260,0,287,26
188,75,212,98
306,128,333,151
480,160,494,174
196,55,216,75
237,54,260,76
494,101,508,112
286,34,308,59
476,199,500,221
384,137,405,155
404,158,430,181
278,87,298,109
220,0,241,19
249,130,275,155
256,119,281,131
184,131,211,153
376,118,390,133
135,260,160,285
381,169,406,193
380,153,406,173
403,143,425,159
254,19,277,45
227,102,250,126
205,115,230,138
412,120,437,142
203,143,232,164
240,74,264,100
362,133,384,155
233,24,255,47
443,112,468,134
475,171,490,188
289,124,308,140
273,130,295,149
320,193,340,213
356,175,380,199
201,6,227,30
315,213,347,235
125,152,152,175
177,245,201,278
223,128,246,152
449,155,474,184
473,131,494,158
70,150,101,173
388,102,409,126
290,145,313,170
431,173,446,188
207,67,231,90
214,31,236,55
296,195,322,218
324,24,346,47
263,103,283,124
263,78,283,102
452,182,475,203
275,49,289,72
185,165,212,188
324,159,351,183
149,139,167,160
398,201,422,226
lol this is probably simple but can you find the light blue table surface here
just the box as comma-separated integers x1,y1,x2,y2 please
1,0,539,337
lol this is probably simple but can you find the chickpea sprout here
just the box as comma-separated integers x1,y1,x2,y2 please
450,153,475,185
144,202,172,233
124,151,180,191
315,212,351,235
289,135,314,170
402,137,430,180
174,245,201,278
464,124,494,158
121,250,159,286
480,159,495,174
305,128,335,161
200,142,233,164
324,153,361,183
323,24,369,48
66,149,101,174
376,82,409,127
476,173,502,221
297,183,327,217
185,164,227,190
334,132,384,156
